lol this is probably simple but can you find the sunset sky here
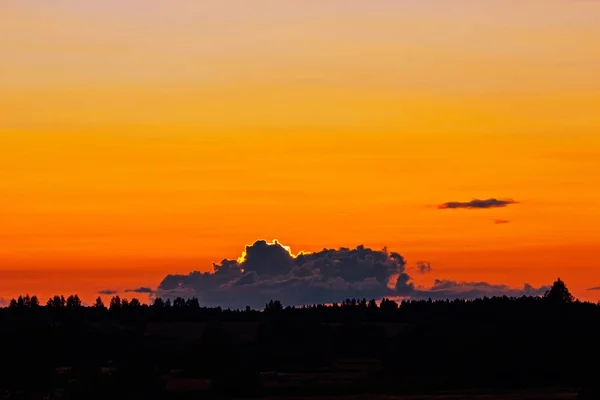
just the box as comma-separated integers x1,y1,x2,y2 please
1,0,599,305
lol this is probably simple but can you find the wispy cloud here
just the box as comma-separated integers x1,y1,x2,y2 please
98,289,118,295
438,198,518,210
587,286,600,291
125,287,154,294
494,219,511,224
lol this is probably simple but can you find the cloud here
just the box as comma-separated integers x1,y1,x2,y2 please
416,261,432,274
156,240,412,309
98,289,118,295
587,286,600,291
155,240,548,308
494,219,511,224
437,198,518,210
413,280,549,300
125,287,154,294
0,298,8,308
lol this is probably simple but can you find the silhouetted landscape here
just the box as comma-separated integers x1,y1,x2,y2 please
4,0,599,399
1,278,597,399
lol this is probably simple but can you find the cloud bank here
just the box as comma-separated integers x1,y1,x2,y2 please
155,240,547,308
438,198,518,210
413,280,549,300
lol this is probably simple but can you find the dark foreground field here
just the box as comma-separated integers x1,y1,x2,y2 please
258,394,577,400
1,280,598,399
258,394,578,400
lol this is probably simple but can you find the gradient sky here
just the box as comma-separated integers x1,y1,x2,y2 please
1,0,600,304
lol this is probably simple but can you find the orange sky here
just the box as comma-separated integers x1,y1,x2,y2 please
1,0,600,304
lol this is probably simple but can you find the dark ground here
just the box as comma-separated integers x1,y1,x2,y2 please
0,280,598,399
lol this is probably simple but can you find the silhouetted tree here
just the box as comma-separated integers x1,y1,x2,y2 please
173,297,186,308
129,298,141,308
30,295,40,308
264,300,283,313
47,295,66,309
109,296,121,311
152,298,165,308
67,294,82,309
359,298,368,309
544,278,574,303
93,296,106,309
380,298,398,311
9,294,40,309
186,297,200,309
368,299,379,310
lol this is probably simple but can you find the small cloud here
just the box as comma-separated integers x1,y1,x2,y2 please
0,298,8,308
587,286,600,291
438,198,518,210
98,289,118,295
494,219,511,224
416,261,432,274
125,287,154,294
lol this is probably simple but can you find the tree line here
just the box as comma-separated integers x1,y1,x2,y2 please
3,278,591,318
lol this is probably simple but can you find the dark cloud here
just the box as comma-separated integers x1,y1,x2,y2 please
438,198,518,210
125,287,154,294
98,289,118,295
416,261,432,274
157,240,412,309
494,219,511,224
413,280,549,300
587,286,600,291
155,240,548,308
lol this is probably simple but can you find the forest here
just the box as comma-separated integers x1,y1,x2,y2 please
0,279,598,399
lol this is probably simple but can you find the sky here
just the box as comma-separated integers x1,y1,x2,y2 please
1,0,600,306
